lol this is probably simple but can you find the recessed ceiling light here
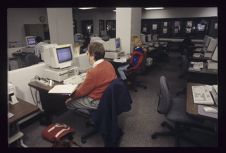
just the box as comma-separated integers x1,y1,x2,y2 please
144,7,164,10
78,7,96,10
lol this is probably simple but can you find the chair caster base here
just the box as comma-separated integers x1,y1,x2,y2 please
151,134,157,139
81,138,86,144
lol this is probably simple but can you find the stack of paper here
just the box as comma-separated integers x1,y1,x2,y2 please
48,84,78,95
192,86,214,105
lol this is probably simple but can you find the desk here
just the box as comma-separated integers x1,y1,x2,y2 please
188,62,217,84
28,81,69,124
186,83,217,120
8,98,40,146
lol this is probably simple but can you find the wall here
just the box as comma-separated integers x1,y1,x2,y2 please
47,8,74,45
7,8,48,46
73,9,116,35
142,7,217,19
116,8,132,54
8,63,47,106
131,8,142,37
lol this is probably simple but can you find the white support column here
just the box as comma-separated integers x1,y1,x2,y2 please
47,8,74,45
116,8,141,54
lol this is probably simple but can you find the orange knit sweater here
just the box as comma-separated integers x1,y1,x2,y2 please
73,60,117,100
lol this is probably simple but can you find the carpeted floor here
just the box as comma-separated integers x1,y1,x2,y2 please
17,51,217,147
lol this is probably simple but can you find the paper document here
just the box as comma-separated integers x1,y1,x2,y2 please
195,48,202,52
113,57,127,63
8,112,14,118
48,84,78,95
192,62,203,70
193,53,201,58
198,105,218,119
212,85,218,93
192,86,214,105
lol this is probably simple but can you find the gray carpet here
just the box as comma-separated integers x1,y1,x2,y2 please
19,51,217,147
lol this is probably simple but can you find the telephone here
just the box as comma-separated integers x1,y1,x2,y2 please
33,75,54,87
8,83,19,105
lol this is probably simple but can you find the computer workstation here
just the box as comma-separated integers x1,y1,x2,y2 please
28,43,93,123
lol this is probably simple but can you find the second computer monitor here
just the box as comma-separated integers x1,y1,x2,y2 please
72,53,91,73
25,36,36,47
103,38,121,51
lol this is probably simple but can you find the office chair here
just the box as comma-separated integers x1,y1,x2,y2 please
151,76,208,146
126,51,147,92
24,53,40,66
74,79,132,147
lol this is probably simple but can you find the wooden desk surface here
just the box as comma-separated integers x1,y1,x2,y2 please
9,98,40,124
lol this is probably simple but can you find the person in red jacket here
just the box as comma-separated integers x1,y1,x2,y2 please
117,36,147,81
65,42,117,110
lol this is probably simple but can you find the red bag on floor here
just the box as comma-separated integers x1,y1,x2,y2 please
42,123,80,147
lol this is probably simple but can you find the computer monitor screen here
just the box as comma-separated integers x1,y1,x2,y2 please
115,38,120,49
197,24,205,31
26,36,36,47
57,47,73,63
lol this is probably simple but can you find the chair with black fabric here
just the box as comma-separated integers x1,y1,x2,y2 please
24,53,40,66
151,76,210,146
126,50,147,92
77,78,132,147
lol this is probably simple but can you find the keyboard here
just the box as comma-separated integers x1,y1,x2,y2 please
63,73,86,85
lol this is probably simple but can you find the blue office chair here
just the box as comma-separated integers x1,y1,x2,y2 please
151,76,209,146
74,79,132,147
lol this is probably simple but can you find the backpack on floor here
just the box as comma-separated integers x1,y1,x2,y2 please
42,123,80,147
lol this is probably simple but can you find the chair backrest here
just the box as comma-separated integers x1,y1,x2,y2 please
24,53,40,66
204,36,211,48
181,55,189,74
207,38,217,52
129,50,145,72
157,76,172,114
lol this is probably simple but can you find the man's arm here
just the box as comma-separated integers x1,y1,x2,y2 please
72,70,96,98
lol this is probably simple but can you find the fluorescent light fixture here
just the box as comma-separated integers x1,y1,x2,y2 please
78,7,95,10
144,7,164,10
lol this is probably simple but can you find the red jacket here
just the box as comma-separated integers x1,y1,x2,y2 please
128,50,144,71
73,61,117,100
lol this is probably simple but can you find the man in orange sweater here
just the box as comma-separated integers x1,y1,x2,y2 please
65,42,117,110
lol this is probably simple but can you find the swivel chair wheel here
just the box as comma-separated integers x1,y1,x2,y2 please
151,134,157,139
161,121,168,127
81,138,87,144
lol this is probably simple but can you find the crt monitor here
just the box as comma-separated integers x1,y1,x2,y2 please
74,33,83,42
103,38,121,51
115,38,120,49
42,44,73,69
25,36,36,47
